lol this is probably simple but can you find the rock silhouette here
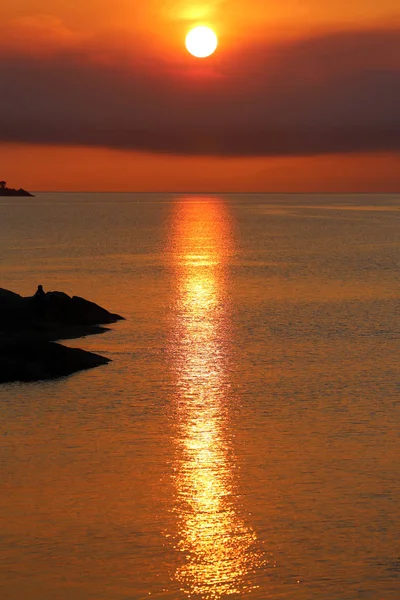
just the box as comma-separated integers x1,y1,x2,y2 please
1,342,110,383
0,181,34,197
0,287,124,383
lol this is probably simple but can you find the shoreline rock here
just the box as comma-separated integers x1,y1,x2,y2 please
0,287,124,384
0,342,110,384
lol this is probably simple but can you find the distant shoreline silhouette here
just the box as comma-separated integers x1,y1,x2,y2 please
0,180,34,197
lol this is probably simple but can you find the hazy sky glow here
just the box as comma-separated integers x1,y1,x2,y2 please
1,0,399,191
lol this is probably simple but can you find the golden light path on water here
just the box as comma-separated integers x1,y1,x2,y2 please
169,197,263,598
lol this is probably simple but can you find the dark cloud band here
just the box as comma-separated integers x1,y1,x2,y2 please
1,28,399,156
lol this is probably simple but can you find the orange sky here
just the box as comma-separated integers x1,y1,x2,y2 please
1,1,399,191
2,144,399,193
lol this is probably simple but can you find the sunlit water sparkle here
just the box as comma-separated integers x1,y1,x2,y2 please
169,199,264,598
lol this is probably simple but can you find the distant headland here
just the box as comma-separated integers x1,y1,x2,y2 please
0,180,34,197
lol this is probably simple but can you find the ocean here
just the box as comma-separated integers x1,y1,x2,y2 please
0,193,399,600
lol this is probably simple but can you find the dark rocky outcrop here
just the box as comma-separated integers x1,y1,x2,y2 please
0,342,110,384
0,182,34,197
0,287,124,383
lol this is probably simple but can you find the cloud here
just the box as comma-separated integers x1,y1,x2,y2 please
0,27,399,157
0,15,91,56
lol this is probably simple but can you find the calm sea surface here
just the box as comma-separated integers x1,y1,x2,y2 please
0,193,399,600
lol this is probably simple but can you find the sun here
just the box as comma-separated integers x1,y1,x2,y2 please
186,26,218,58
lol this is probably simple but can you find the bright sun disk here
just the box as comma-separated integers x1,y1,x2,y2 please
186,26,218,58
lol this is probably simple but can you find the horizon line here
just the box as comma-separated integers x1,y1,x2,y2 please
26,190,400,195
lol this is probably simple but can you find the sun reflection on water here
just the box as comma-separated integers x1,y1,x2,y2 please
169,198,262,598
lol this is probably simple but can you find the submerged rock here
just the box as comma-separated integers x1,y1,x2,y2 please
0,287,124,384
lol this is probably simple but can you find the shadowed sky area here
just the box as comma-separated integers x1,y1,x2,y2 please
1,0,399,190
